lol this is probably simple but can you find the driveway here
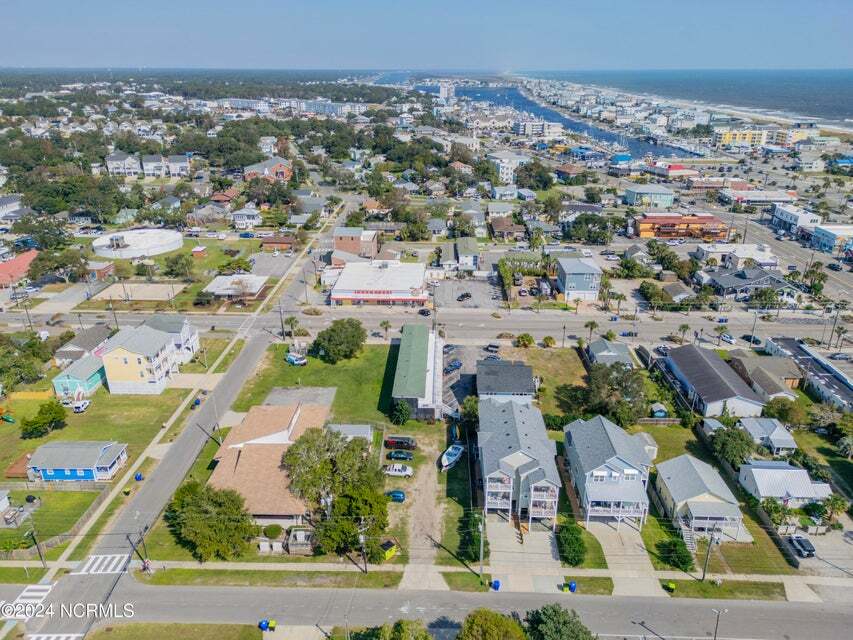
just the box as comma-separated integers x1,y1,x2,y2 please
585,520,666,597
32,282,94,314
789,513,853,578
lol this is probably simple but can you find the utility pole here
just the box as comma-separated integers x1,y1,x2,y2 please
750,310,759,342
277,304,286,340
78,312,85,331
138,526,149,560
828,307,842,349
478,514,485,582
29,529,46,569
108,296,119,330
562,324,566,348
701,526,720,581
712,608,728,640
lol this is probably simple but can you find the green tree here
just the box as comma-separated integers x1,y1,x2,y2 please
311,318,367,364
218,257,252,274
166,480,257,562
391,400,411,425
656,538,694,571
285,316,300,337
713,324,728,345
376,620,432,640
678,323,690,344
380,320,392,339
516,333,535,348
20,399,67,439
584,320,598,343
838,435,853,460
824,494,848,522
763,397,808,426
712,425,754,468
164,252,194,279
556,524,586,566
457,609,526,640
315,484,389,561
460,395,479,431
281,428,379,508
525,604,596,640
542,336,556,348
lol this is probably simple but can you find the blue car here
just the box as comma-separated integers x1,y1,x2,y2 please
239,232,255,238
385,490,406,503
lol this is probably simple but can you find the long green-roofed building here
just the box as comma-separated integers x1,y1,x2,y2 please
391,324,444,420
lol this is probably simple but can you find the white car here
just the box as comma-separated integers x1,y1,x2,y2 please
720,333,736,345
383,464,414,478
605,254,620,261
272,250,280,257
72,400,91,413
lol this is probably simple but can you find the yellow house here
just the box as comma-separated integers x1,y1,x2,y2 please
101,326,177,395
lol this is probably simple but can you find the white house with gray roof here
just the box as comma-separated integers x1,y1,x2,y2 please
655,454,747,548
564,416,657,527
586,338,634,369
738,460,831,508
478,399,560,528
555,257,602,302
737,418,797,456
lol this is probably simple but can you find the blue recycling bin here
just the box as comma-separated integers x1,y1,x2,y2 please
258,619,269,631
134,472,143,482
568,580,577,593
492,579,501,591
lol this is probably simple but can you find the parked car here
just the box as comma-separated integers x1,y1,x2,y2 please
384,436,417,450
518,289,528,297
447,359,462,370
443,344,456,355
484,354,501,361
829,352,851,361
828,263,842,272
789,534,816,558
484,344,500,353
383,464,414,478
285,352,307,366
720,333,736,345
655,345,671,356
238,232,255,238
418,308,431,317
386,450,414,461
787,264,798,271
72,400,91,414
385,490,406,503
741,334,762,345
456,292,472,302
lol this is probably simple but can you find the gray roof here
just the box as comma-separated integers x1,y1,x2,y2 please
244,155,290,172
477,399,559,487
662,281,693,301
326,424,373,442
455,237,478,257
587,338,634,368
142,315,188,335
427,218,447,232
656,454,738,507
564,415,652,475
142,154,163,164
57,354,104,382
739,417,798,450
29,441,126,470
710,267,789,291
102,325,172,358
333,227,363,237
57,325,112,355
557,257,602,275
625,183,674,195
477,360,535,396
668,344,763,405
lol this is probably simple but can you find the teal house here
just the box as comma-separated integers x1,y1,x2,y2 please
52,355,106,401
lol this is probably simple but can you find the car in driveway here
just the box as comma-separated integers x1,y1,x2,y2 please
386,450,414,461
385,490,406,503
383,464,414,478
789,534,816,558
456,292,472,302
720,333,736,345
443,344,456,355
655,345,671,356
72,400,91,413
285,352,308,366
443,359,462,375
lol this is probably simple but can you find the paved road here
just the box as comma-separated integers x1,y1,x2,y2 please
51,582,853,640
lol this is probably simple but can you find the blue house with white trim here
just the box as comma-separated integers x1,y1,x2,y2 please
52,355,106,401
27,441,128,482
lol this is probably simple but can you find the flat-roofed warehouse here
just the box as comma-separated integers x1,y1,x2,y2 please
391,324,444,420
330,261,428,306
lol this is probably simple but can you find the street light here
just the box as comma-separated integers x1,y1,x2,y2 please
712,608,728,640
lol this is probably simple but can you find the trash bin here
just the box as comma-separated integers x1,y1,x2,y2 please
268,620,277,631
492,579,501,591
561,583,569,593
134,472,144,482
258,619,269,631
568,580,577,593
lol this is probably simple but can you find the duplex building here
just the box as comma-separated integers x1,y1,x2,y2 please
390,325,444,421
478,399,560,528
564,415,656,527
105,151,142,177
100,325,179,394
142,155,167,178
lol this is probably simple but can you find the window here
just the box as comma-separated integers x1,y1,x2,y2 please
625,470,638,481
592,471,606,483
137,357,142,365
122,357,128,365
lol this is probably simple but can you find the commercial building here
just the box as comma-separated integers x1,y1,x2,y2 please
770,204,821,234
0,249,38,288
203,274,269,300
632,212,727,241
333,227,379,259
330,261,428,306
811,224,853,254
622,184,675,208
719,189,797,206
486,150,530,184
692,243,778,269
478,399,560,529
664,344,765,417
712,127,772,148
555,257,601,301
766,338,853,411
390,325,443,421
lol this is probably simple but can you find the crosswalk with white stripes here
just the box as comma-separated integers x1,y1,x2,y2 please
26,635,84,640
2,583,52,620
70,554,129,575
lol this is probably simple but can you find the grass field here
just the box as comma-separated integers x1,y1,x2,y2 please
231,344,394,422
0,567,46,584
436,448,479,566
563,576,614,595
181,337,231,373
661,579,786,600
87,623,261,640
441,571,492,592
627,424,713,464
641,505,690,571
136,568,402,589
0,490,99,550
1,388,186,478
213,339,245,373
500,347,586,416
793,429,853,496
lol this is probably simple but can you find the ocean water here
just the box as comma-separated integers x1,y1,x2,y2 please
526,69,853,124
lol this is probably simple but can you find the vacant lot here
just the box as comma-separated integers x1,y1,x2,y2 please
232,344,394,423
93,282,188,302
88,623,261,640
137,568,402,589
1,388,186,478
500,347,586,416
0,490,99,550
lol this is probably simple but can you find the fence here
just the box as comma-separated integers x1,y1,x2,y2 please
0,480,110,492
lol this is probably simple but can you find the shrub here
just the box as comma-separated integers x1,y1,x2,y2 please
263,524,283,539
391,400,411,425
543,413,569,431
556,524,586,566
515,333,535,348
656,538,694,571
542,336,556,348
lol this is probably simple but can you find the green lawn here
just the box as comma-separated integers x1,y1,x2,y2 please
1,388,186,479
232,344,394,422
181,337,231,373
87,623,261,640
500,347,586,416
640,505,689,571
136,568,402,589
627,424,713,465
0,490,99,550
793,429,853,497
661,579,786,600
563,576,614,595
436,448,480,566
213,339,245,373
0,567,46,584
441,571,491,592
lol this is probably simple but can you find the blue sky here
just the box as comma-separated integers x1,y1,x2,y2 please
1,0,851,70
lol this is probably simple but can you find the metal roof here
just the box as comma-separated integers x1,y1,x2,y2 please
740,460,832,501
564,415,652,476
656,454,738,507
391,325,429,400
667,344,763,405
102,325,172,358
29,441,126,470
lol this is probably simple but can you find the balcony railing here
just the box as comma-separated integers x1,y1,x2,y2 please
587,504,647,516
486,499,511,509
531,488,558,500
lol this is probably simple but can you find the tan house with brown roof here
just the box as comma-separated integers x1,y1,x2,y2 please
207,404,329,527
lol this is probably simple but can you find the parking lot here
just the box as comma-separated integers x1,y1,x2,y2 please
440,344,485,411
435,277,502,309
786,518,853,578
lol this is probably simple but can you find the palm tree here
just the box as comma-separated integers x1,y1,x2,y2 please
678,323,690,345
835,325,848,348
285,316,299,338
380,320,391,339
612,292,626,316
714,324,728,345
584,320,598,343
573,298,582,315
838,435,853,460
824,494,848,522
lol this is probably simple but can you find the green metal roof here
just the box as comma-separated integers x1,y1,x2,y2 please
392,324,429,400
